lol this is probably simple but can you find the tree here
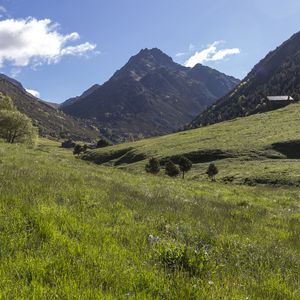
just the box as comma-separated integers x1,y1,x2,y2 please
73,144,83,157
178,156,192,179
0,110,37,144
206,163,218,181
96,138,111,148
0,93,15,111
165,161,180,177
145,158,160,174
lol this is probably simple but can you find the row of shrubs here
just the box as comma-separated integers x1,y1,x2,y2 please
145,157,219,181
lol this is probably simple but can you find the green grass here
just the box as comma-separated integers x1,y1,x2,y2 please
0,139,299,298
82,103,300,186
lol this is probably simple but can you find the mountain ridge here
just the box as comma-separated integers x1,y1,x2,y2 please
61,48,239,142
189,31,300,128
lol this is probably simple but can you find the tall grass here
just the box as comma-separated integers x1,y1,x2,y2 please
0,139,299,298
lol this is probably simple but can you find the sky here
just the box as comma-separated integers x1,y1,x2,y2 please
0,0,299,103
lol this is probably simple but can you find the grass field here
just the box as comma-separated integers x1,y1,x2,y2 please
0,139,299,298
82,103,300,186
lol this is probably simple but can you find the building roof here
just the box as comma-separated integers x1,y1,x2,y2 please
267,96,294,101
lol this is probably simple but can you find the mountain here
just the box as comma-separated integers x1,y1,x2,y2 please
61,48,239,142
0,74,99,141
190,31,300,128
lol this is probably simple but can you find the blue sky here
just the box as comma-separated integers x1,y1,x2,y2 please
0,0,299,103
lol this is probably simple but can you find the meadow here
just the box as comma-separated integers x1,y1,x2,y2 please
83,103,300,186
0,139,299,299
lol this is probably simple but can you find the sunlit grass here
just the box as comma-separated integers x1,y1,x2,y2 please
0,139,299,298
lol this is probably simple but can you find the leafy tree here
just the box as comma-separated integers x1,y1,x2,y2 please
0,110,37,144
96,138,111,148
178,156,192,179
206,163,218,181
165,161,180,177
0,93,15,111
145,157,160,174
73,144,83,157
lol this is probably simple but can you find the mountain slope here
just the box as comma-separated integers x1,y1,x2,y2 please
0,74,99,141
61,48,239,141
190,31,300,128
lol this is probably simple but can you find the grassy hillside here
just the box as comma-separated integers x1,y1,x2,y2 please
83,103,300,186
0,139,299,298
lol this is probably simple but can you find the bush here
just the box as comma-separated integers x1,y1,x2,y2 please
73,144,84,157
96,138,111,148
178,156,192,179
145,157,160,174
165,161,180,177
206,163,218,181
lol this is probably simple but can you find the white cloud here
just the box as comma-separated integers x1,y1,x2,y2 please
0,18,97,68
184,41,240,68
26,88,40,98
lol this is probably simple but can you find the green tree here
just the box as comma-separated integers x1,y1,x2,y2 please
178,156,192,179
206,163,218,181
145,158,160,174
73,144,83,157
165,161,180,177
0,110,37,144
0,93,15,111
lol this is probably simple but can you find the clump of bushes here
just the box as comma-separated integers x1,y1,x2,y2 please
145,155,193,179
165,161,180,177
0,93,37,145
145,158,160,174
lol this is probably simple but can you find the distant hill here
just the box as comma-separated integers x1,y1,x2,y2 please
82,102,300,186
61,48,239,142
190,31,300,128
0,74,99,141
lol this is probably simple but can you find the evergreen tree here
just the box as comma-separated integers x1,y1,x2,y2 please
145,158,160,174
206,163,218,181
165,161,180,177
178,156,192,179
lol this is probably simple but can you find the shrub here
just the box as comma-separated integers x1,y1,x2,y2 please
178,156,192,179
96,138,111,148
165,161,180,177
145,157,160,174
206,163,218,181
73,144,84,157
